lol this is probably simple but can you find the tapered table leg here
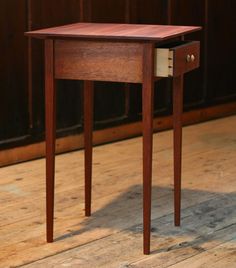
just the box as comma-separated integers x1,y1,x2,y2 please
173,75,183,226
84,81,94,217
45,39,56,242
142,43,154,255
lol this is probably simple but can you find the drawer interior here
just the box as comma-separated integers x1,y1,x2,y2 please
155,40,190,49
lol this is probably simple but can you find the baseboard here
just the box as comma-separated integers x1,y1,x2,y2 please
1,101,236,167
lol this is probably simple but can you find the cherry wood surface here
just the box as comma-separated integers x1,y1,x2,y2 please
26,22,200,41
83,80,94,217
45,39,56,243
27,20,201,254
173,75,184,226
172,41,200,77
54,40,143,83
142,42,155,254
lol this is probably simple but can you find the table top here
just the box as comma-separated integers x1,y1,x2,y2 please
25,23,201,41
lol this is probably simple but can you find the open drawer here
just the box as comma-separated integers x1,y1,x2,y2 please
154,41,200,77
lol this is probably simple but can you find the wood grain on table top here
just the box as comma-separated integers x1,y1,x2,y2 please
25,23,201,41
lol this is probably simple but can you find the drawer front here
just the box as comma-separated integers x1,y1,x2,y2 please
173,41,200,77
154,41,200,77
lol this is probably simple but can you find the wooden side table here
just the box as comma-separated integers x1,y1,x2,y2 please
26,23,201,254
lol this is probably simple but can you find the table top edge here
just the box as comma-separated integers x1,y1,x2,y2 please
25,23,202,42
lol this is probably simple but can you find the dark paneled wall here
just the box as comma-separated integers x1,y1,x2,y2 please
0,1,28,142
1,0,236,150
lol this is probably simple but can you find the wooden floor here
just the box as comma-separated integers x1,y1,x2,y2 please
1,115,236,268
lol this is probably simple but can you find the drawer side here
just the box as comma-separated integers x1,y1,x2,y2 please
154,49,174,77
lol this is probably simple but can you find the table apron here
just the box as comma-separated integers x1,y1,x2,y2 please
54,40,145,83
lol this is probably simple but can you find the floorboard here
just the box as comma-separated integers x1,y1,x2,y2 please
0,115,235,268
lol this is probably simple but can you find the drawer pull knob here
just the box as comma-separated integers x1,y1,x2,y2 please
186,54,195,63
191,54,195,62
186,54,191,62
